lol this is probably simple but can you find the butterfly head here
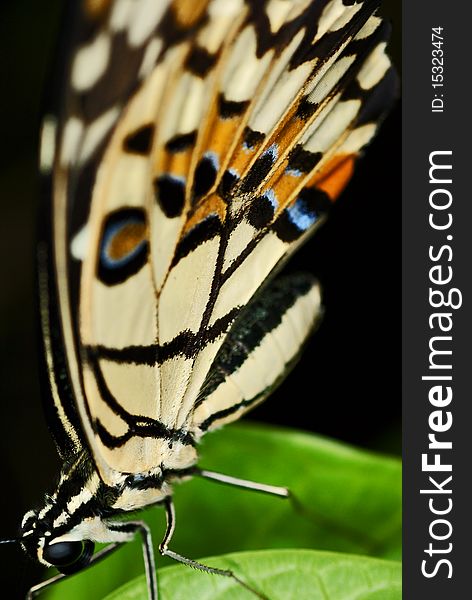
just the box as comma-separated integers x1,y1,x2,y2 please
19,507,95,574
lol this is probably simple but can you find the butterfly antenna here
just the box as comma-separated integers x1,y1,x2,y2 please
0,538,20,544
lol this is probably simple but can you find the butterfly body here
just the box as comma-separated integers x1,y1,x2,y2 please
11,0,396,597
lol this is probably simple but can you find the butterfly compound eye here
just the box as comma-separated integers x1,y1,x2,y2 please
43,540,95,574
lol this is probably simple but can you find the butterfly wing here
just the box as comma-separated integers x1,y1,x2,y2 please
43,0,395,483
41,0,200,471
170,2,397,435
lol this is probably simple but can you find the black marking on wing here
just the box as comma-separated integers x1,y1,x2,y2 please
197,274,319,432
185,45,218,77
295,18,389,123
242,127,265,150
154,174,186,217
88,306,241,365
341,14,390,61
220,186,329,287
165,131,197,153
242,0,380,77
355,67,398,126
37,207,86,459
93,420,193,450
87,352,195,448
247,0,323,62
308,18,397,134
172,214,221,266
296,96,318,120
218,94,249,119
287,147,322,174
247,193,276,229
219,228,266,287
238,144,278,195
157,4,209,55
124,466,197,491
195,273,315,410
199,392,266,432
192,154,218,202
123,124,155,155
75,31,146,122
218,169,240,200
289,0,380,69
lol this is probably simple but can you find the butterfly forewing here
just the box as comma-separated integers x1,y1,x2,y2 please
43,0,395,489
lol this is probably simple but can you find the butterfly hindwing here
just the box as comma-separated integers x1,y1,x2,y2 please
190,273,322,433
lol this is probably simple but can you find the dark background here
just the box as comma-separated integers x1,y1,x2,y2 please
0,1,401,595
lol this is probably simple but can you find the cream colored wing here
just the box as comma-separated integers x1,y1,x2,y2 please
189,273,322,434
46,0,395,484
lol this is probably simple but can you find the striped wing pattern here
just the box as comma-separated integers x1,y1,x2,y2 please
44,0,395,484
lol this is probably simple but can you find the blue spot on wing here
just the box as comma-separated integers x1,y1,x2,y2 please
263,188,278,210
286,197,318,231
285,167,303,178
272,188,331,243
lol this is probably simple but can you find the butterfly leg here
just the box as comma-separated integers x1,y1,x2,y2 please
108,521,157,600
196,468,315,520
26,542,123,599
197,468,320,530
197,469,290,498
160,497,267,599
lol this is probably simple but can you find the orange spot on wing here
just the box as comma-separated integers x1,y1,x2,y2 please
172,0,209,27
272,118,305,156
183,193,226,235
268,168,300,213
155,149,193,183
230,142,259,178
310,154,356,201
83,0,112,20
109,223,146,260
207,118,240,157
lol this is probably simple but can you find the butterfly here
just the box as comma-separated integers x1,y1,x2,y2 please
1,0,396,598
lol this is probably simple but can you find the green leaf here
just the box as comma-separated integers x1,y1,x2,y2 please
103,550,402,600
44,423,401,599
